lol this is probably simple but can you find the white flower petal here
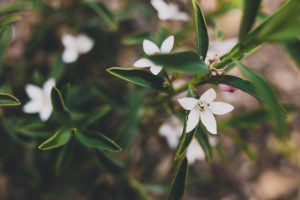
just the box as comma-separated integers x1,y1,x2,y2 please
62,34,76,48
200,109,217,134
186,108,200,133
199,88,216,103
160,35,174,53
186,139,205,164
23,100,43,113
177,97,198,110
25,85,43,100
209,102,234,115
39,105,53,121
151,0,169,19
133,58,153,68
76,34,94,54
143,39,160,55
175,12,189,21
62,48,79,63
150,65,163,75
158,116,183,149
43,78,56,96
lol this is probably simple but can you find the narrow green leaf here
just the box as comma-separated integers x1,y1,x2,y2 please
80,105,111,128
0,15,21,28
208,75,257,99
192,0,209,59
0,27,11,66
248,0,300,42
148,51,209,74
0,1,49,14
175,130,195,160
75,131,122,152
83,1,117,31
167,157,188,200
195,123,213,162
283,40,300,68
122,32,150,46
39,129,72,150
51,87,71,125
55,144,73,176
235,61,288,140
227,132,255,160
0,93,21,106
107,67,166,91
239,0,261,40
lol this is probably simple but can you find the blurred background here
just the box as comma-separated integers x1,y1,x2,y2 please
1,0,300,199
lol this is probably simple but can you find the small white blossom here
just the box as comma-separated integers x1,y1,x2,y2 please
23,79,55,121
134,35,174,75
159,116,217,164
178,88,234,134
151,0,189,21
61,33,94,63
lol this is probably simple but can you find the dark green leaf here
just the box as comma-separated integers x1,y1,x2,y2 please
122,32,150,46
107,67,166,90
148,51,209,74
55,144,73,176
0,1,49,14
0,27,11,66
39,129,72,150
75,131,122,152
226,132,255,160
195,123,213,162
283,40,300,68
248,0,300,42
208,75,257,99
239,0,261,40
83,1,118,31
192,0,209,59
235,61,288,140
167,157,188,200
51,87,71,125
0,93,20,106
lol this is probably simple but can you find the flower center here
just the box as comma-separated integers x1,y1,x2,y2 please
197,102,206,112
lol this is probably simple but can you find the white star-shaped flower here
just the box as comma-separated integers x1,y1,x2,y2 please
151,0,189,21
61,33,94,63
23,78,55,121
133,35,174,75
178,88,234,134
159,115,217,164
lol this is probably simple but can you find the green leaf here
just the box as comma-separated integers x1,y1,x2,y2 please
0,1,49,14
51,87,71,125
226,132,255,160
175,130,195,160
107,67,166,91
0,93,21,106
148,51,209,74
192,0,209,59
122,32,150,46
75,131,122,152
248,0,300,42
195,124,213,162
283,40,300,68
0,27,11,66
239,0,261,40
39,129,72,150
0,15,21,29
167,157,188,200
208,75,257,99
235,61,288,140
55,144,73,176
83,1,117,31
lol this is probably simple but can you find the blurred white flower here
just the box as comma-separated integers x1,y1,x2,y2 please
159,115,217,164
61,33,94,63
23,79,55,121
178,88,233,134
134,35,174,75
151,0,189,21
